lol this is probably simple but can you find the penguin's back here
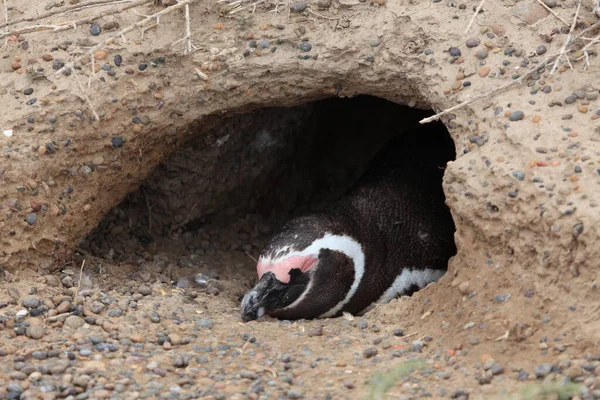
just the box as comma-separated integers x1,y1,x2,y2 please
326,124,456,314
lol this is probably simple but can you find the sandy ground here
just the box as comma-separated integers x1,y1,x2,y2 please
1,0,600,398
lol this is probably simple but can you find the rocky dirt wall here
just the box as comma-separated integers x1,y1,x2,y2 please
1,0,600,343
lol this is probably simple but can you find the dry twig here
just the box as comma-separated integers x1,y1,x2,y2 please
171,2,197,54
0,0,152,40
534,0,569,26
550,0,581,74
420,19,600,124
464,0,485,35
244,251,258,263
74,73,101,121
74,259,86,300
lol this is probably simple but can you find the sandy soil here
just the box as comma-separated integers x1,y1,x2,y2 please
1,0,600,398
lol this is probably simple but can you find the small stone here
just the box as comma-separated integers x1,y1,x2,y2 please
25,213,37,225
286,389,304,399
111,137,124,148
449,47,461,56
479,66,490,77
343,380,355,389
565,365,583,379
27,324,45,339
490,363,504,375
150,312,160,323
11,62,21,70
517,370,529,381
532,115,542,123
512,171,525,181
308,326,323,337
23,88,34,95
298,43,312,52
535,45,547,55
534,363,553,378
240,370,258,380
578,105,588,113
511,3,549,25
466,38,480,48
572,223,584,237
475,49,488,59
316,0,331,8
138,285,152,296
196,318,213,328
174,354,190,368
94,50,108,60
393,329,404,337
491,25,506,36
42,54,54,61
565,95,577,104
290,2,307,12
509,110,524,121
102,21,119,31
543,0,557,7
22,297,41,308
363,347,378,358
114,55,122,67
90,23,102,36
258,39,269,49
138,63,148,71
65,315,85,329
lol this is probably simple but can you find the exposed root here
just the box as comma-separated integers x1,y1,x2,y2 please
74,73,101,122
464,0,485,35
550,0,581,74
74,259,86,301
171,3,197,54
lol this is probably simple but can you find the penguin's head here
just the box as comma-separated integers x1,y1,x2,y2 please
240,220,365,322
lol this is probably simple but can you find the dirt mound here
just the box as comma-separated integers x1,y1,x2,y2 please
1,0,600,398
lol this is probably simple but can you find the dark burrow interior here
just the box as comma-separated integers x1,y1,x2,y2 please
78,96,457,308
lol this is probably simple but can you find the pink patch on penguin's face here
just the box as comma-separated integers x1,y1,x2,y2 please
257,255,318,283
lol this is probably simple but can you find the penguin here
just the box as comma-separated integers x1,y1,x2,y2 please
240,121,457,322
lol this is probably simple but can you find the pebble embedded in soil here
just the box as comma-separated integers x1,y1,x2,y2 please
509,110,524,121
363,347,378,358
298,43,312,52
535,45,546,55
449,47,461,56
90,23,102,36
465,38,480,48
25,213,37,225
291,2,307,12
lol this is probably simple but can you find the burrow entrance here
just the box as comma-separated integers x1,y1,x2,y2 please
78,96,457,310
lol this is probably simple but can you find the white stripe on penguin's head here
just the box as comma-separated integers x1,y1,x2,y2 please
259,233,365,318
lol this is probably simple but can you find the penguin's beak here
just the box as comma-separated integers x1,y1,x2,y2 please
240,272,279,322
240,270,310,322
